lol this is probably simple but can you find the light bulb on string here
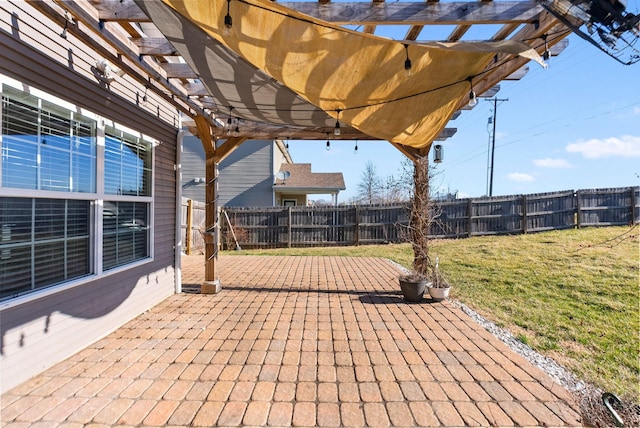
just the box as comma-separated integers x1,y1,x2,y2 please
334,109,341,136
226,106,234,131
468,77,477,107
224,0,232,28
233,117,240,137
403,43,412,76
325,133,331,151
542,34,551,62
354,140,358,155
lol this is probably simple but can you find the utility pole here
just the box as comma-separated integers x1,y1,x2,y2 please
486,97,508,197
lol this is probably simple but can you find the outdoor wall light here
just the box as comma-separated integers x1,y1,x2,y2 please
95,58,125,83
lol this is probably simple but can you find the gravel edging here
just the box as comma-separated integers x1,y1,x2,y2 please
389,259,586,393
449,299,586,392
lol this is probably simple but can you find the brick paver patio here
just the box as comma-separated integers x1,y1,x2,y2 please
1,255,583,427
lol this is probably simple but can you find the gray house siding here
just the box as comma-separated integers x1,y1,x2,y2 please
0,2,177,392
182,136,275,206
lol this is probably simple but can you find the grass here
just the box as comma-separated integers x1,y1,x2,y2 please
236,226,640,400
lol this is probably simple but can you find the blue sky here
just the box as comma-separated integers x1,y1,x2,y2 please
287,12,640,202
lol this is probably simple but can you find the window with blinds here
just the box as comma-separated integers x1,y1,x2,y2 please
0,197,91,300
105,127,151,196
1,82,154,302
1,86,97,193
103,201,149,270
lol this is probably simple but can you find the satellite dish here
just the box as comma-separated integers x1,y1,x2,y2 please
276,171,291,183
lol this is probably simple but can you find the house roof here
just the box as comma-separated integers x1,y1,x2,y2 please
274,164,345,193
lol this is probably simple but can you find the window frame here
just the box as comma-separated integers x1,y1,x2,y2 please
0,75,157,308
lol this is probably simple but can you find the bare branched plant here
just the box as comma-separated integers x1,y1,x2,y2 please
399,155,447,286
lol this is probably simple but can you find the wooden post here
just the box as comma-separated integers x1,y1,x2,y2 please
467,198,473,238
201,155,221,294
354,206,359,246
575,190,581,229
186,199,193,255
630,187,638,225
287,206,292,248
193,114,248,294
522,194,528,234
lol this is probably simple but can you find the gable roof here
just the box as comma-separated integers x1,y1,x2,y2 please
274,164,345,193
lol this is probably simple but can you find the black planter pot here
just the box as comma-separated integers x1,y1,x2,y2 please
399,278,427,302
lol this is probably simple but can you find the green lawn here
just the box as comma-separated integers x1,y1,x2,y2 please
237,226,640,400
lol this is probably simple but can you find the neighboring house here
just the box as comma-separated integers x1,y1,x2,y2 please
274,163,346,206
0,2,179,392
182,135,345,206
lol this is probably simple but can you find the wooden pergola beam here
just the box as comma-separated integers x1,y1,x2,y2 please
280,1,543,25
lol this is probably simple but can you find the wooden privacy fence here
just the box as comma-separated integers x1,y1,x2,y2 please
182,187,639,251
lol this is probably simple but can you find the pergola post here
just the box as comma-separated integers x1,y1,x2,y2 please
202,154,221,293
194,114,247,294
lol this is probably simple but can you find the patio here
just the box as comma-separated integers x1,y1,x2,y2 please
1,255,582,426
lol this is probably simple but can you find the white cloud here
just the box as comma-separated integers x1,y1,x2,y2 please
533,158,573,168
507,172,534,182
566,135,640,159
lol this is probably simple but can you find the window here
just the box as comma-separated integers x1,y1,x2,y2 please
1,86,96,192
105,127,151,196
1,82,155,302
0,197,91,300
103,201,149,270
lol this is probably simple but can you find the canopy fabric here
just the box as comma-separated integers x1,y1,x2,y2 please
157,0,545,149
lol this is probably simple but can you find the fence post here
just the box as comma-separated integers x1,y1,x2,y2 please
186,199,193,255
575,190,581,229
354,206,360,246
522,194,528,234
467,199,473,237
287,206,292,248
631,187,638,225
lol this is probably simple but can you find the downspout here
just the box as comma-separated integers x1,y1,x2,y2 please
174,129,185,294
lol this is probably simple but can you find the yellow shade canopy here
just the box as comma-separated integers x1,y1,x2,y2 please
155,0,545,149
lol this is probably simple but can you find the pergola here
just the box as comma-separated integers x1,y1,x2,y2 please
31,0,572,292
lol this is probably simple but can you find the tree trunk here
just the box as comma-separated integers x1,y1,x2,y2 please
411,155,431,276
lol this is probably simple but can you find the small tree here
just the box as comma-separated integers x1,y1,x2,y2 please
357,161,382,204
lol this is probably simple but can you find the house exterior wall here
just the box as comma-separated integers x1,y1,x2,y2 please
0,1,178,392
182,136,276,207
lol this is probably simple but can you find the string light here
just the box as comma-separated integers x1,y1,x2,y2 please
334,109,341,136
468,77,477,107
354,139,358,154
233,117,240,136
226,106,234,135
224,0,233,29
285,137,289,149
325,133,331,151
403,43,412,71
542,34,550,61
